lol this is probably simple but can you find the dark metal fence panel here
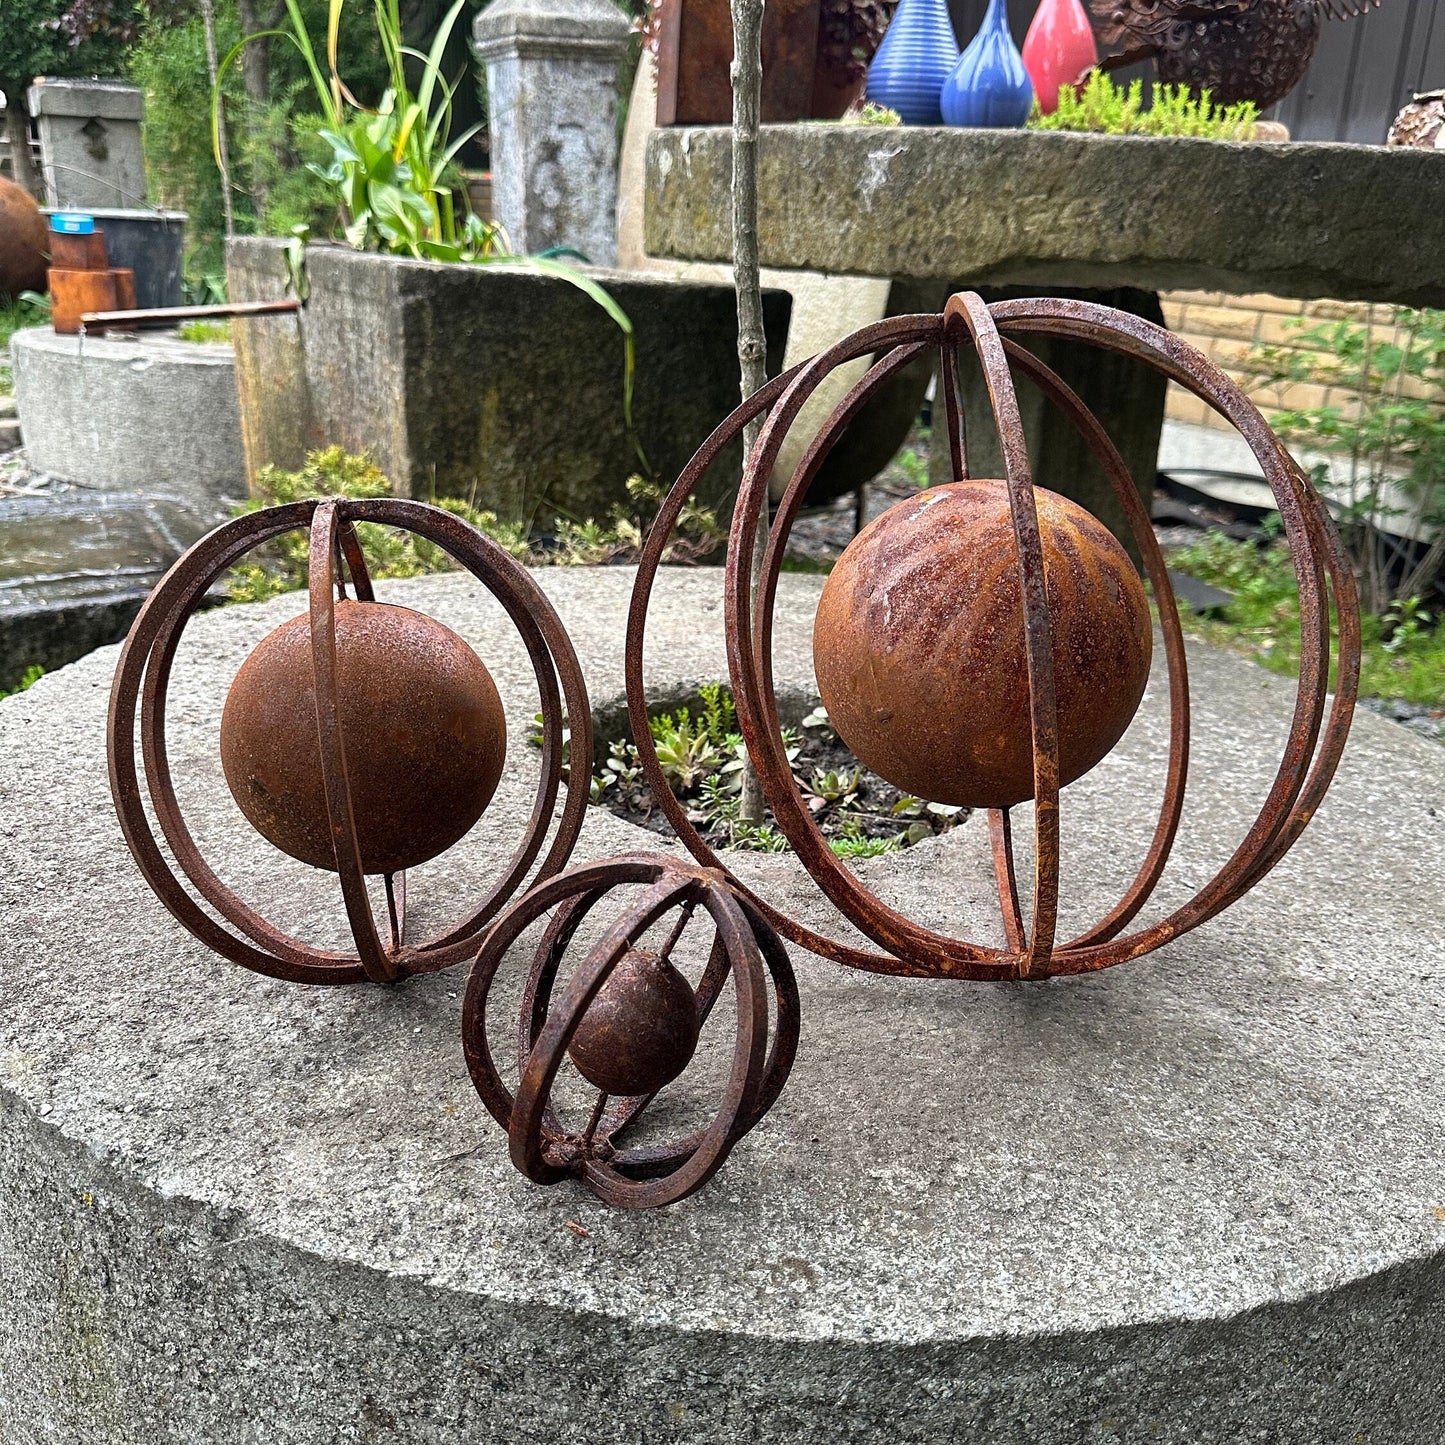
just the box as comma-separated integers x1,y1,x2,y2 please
945,0,1444,144
1276,0,1444,142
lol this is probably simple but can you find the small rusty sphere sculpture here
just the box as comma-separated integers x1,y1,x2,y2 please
220,600,507,874
565,946,702,1097
814,478,1153,809
462,855,800,1209
626,291,1360,983
108,497,590,986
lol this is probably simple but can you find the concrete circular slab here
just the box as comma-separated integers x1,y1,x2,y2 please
2,567,1443,1443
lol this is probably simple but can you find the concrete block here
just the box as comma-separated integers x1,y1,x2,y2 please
473,0,630,265
645,126,1445,308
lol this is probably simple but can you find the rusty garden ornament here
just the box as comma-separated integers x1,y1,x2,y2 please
627,291,1361,982
462,855,800,1209
108,496,590,986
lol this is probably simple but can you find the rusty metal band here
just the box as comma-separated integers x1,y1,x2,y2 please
986,299,1357,972
461,855,800,1209
944,293,1061,973
108,497,591,984
744,322,1194,970
309,502,398,983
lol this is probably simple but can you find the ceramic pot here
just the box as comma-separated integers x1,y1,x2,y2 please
864,0,960,125
941,0,1033,127
1021,0,1098,114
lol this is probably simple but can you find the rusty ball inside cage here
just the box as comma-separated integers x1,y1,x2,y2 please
220,600,507,875
566,947,701,1097
812,480,1152,809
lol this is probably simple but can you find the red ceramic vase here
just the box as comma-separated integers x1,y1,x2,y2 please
1021,0,1098,115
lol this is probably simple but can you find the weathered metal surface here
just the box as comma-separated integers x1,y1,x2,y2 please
655,0,822,126
566,945,701,1098
627,290,1360,982
462,854,801,1209
220,599,507,875
107,497,591,986
81,298,302,331
813,479,1152,809
1092,0,1380,111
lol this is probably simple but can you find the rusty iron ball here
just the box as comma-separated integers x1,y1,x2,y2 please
812,480,1153,810
220,599,507,874
566,947,701,1098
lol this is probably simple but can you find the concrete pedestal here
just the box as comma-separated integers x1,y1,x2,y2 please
2,568,1443,1441
473,0,631,265
10,328,244,510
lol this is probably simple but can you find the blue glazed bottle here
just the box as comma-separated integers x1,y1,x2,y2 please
941,0,1034,128
865,0,961,126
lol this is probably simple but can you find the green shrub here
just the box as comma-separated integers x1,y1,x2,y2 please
225,447,723,603
1241,306,1445,613
1029,74,1259,140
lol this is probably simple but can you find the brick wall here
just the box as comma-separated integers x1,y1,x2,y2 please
1160,291,1421,433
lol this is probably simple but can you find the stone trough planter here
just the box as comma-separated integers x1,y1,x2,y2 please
226,239,792,524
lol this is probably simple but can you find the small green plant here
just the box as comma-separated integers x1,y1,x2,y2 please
225,448,724,603
829,815,903,860
839,101,902,126
220,0,647,473
1029,74,1259,140
225,446,530,602
177,319,232,344
0,665,44,702
1168,529,1445,707
1381,596,1435,655
1242,307,1445,613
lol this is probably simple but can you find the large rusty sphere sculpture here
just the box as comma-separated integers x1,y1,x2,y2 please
626,291,1360,983
220,600,507,874
108,497,590,986
462,855,800,1209
814,479,1153,809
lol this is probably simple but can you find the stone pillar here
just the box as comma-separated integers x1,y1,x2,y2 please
472,0,630,265
26,78,146,211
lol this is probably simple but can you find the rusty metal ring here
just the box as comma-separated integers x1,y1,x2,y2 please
108,497,592,985
461,854,800,1209
628,293,1358,981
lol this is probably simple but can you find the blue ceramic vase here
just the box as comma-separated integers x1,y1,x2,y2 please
864,0,961,126
941,0,1034,128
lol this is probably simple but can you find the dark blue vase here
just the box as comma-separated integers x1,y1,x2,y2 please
865,0,961,126
941,0,1034,128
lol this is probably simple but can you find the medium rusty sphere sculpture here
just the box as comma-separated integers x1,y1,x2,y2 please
814,479,1152,809
625,290,1360,983
463,855,800,1209
220,600,507,874
108,497,590,986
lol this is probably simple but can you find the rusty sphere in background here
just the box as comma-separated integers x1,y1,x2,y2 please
0,178,48,299
567,947,700,1098
220,600,507,874
813,480,1152,809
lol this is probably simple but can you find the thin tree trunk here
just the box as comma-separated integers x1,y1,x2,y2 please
731,0,769,826
201,0,237,237
3,88,43,202
235,0,282,219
